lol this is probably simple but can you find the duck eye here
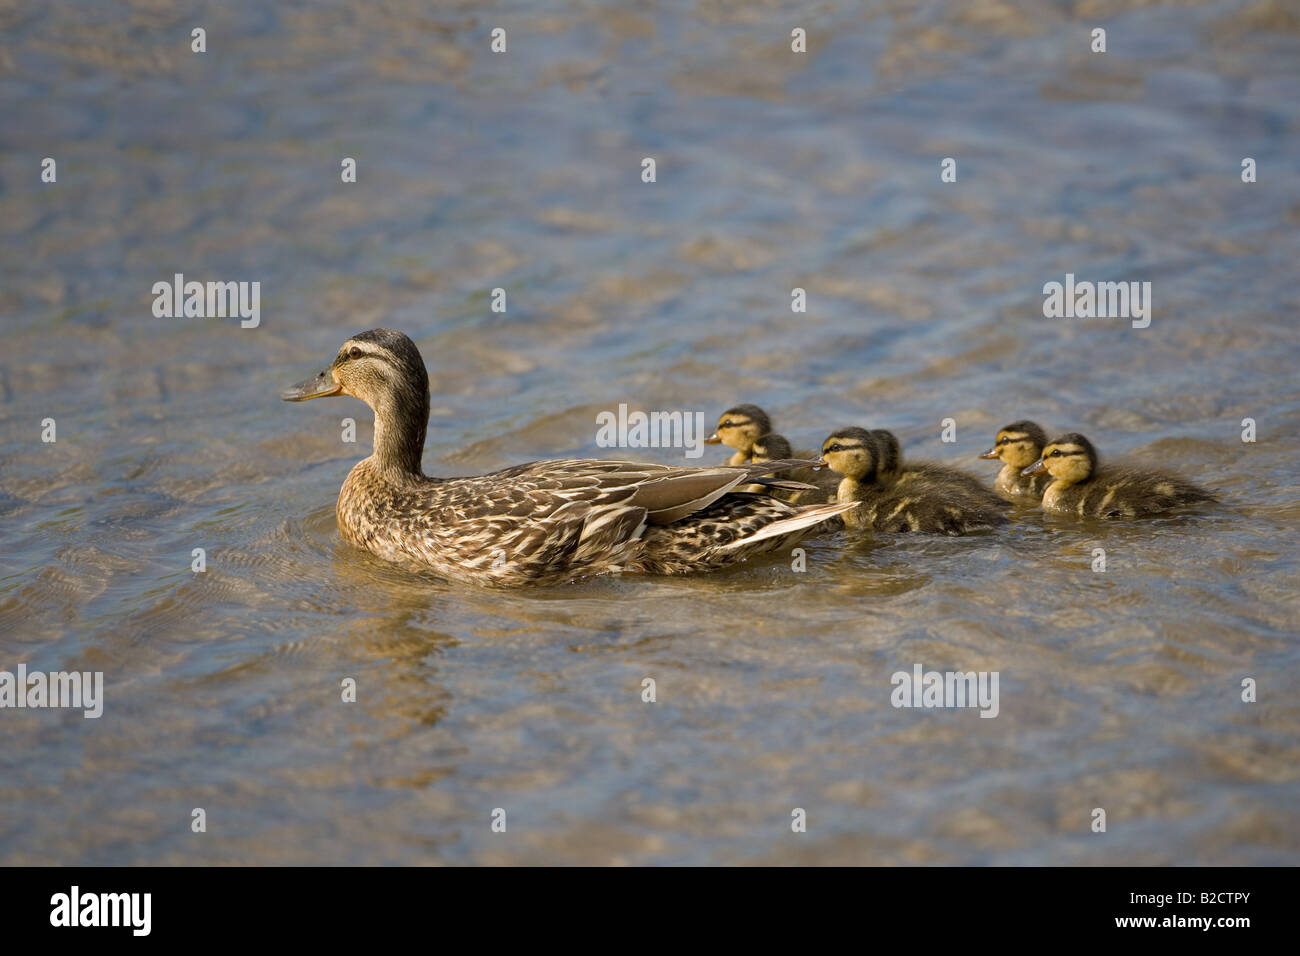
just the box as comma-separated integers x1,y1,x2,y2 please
348,346,363,359
1049,449,1061,457
720,420,733,429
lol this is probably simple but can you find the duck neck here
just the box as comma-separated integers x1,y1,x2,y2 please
837,474,869,502
837,455,883,499
370,388,428,478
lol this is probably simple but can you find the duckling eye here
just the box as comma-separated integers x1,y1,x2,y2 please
720,420,734,429
1048,449,1062,457
827,443,842,453
348,346,363,360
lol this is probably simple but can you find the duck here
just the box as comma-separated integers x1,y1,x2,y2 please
704,404,774,465
281,330,853,586
979,420,1051,501
749,433,840,503
818,427,1007,535
1022,432,1216,518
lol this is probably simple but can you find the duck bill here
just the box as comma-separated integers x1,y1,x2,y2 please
978,447,1000,460
809,458,828,470
281,370,342,402
703,433,722,445
1021,459,1047,476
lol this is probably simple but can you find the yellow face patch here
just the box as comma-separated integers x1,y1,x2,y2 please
715,415,761,452
1040,444,1092,483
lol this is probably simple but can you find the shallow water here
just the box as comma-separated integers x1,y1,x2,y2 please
2,0,1299,864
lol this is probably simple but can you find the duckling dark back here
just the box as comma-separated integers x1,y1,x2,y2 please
844,478,1006,534
893,439,1006,511
889,470,1008,533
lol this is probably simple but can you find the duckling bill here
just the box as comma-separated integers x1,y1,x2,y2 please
1022,433,1216,518
282,330,853,586
819,427,1007,535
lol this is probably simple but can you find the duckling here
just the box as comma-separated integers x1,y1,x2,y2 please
819,427,1007,535
749,433,839,503
979,420,1050,501
1022,433,1216,518
704,404,772,465
282,330,853,586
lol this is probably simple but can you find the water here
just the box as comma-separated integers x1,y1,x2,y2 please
2,0,1298,864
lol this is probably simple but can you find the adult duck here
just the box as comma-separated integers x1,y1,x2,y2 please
282,330,851,586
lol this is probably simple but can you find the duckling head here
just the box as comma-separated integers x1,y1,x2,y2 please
980,420,1048,469
751,432,793,463
819,427,880,480
1023,432,1097,484
704,404,772,456
869,429,902,478
283,328,430,473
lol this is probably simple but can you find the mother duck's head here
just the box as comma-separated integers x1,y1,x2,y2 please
282,328,430,473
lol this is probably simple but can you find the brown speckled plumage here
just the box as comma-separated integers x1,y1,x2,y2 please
284,330,852,586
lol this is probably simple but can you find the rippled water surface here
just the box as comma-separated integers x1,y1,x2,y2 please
2,0,1299,864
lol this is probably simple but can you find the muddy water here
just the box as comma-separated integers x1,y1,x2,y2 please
1,0,1298,864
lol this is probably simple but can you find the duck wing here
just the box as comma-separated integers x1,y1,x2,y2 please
411,457,845,584
461,457,820,525
636,495,853,573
